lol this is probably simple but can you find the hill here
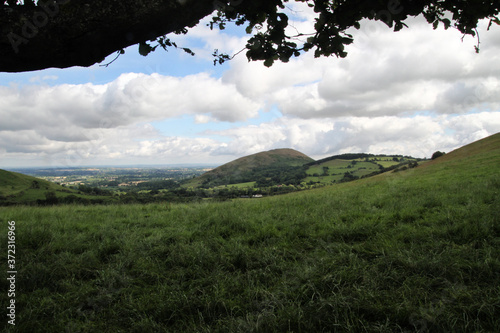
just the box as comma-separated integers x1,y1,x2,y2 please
184,148,314,188
0,169,112,205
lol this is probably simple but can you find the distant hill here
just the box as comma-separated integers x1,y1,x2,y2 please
0,169,111,205
184,148,314,188
185,148,424,189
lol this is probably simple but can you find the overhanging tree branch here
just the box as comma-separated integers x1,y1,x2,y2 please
0,0,499,73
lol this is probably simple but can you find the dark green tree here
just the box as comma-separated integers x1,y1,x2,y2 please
44,191,58,205
431,151,446,160
1,0,498,72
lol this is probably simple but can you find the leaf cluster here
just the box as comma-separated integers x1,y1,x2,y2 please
208,0,500,66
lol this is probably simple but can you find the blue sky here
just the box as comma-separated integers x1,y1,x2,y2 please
1,4,499,168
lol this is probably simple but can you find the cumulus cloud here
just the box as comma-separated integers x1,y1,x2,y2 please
0,72,261,141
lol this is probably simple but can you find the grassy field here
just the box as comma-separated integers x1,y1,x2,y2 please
0,134,499,332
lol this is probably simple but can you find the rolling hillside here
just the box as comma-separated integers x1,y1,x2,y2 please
0,169,109,205
0,169,67,204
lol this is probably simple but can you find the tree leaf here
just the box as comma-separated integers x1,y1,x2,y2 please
138,42,153,56
442,18,451,29
263,58,274,67
182,48,195,56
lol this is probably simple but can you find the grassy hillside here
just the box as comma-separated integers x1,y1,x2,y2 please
0,169,74,204
184,148,314,188
0,169,114,205
0,169,54,194
0,133,499,332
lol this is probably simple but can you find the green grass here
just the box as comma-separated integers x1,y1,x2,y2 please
0,134,499,332
217,181,256,189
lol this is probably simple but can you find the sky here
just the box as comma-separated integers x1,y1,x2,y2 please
1,3,499,168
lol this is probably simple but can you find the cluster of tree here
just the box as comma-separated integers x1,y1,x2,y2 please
117,190,202,204
431,151,446,160
353,160,420,178
309,153,375,166
341,172,359,182
0,195,16,206
201,164,308,188
94,181,329,204
76,184,113,196
254,165,308,187
135,179,180,191
35,192,110,206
